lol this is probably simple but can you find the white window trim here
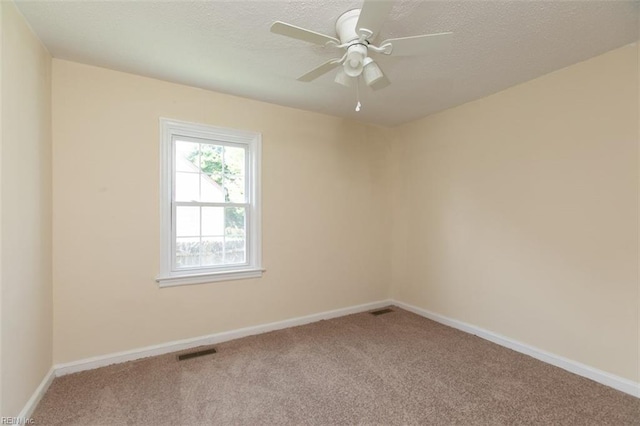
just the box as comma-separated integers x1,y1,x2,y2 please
156,118,263,287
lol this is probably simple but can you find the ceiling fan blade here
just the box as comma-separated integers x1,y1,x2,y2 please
370,73,390,91
270,21,339,47
356,0,393,39
380,32,453,57
297,60,341,82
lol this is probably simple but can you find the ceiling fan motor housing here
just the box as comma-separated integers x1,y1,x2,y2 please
336,9,362,44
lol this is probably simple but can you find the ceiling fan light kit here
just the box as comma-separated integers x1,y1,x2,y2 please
334,69,353,87
362,57,384,86
270,0,453,111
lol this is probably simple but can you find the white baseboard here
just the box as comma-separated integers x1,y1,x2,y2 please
392,299,640,398
55,299,392,376
20,296,636,419
16,366,55,419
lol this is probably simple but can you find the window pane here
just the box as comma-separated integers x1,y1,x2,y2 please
225,174,245,203
202,207,224,236
201,174,225,202
176,237,200,268
225,146,245,175
176,206,200,237
175,172,199,202
225,237,246,264
224,146,246,203
225,207,245,236
201,237,224,266
200,144,223,175
175,140,200,172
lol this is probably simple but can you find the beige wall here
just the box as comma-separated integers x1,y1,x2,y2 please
0,1,4,413
0,1,53,416
392,44,639,382
52,59,392,363
45,38,640,390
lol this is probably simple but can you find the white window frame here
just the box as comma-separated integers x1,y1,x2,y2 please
157,118,262,287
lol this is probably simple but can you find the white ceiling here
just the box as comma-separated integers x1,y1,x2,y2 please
15,0,639,126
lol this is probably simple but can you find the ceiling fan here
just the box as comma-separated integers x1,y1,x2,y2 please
270,0,453,103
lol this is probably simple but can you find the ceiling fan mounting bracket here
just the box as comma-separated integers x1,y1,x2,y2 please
370,43,392,55
358,29,374,42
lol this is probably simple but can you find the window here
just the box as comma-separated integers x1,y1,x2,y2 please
157,118,262,287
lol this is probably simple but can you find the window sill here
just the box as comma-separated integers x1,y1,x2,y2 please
156,268,264,288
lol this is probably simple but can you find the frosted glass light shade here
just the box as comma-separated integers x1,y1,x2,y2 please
363,57,383,86
343,44,367,77
335,69,353,87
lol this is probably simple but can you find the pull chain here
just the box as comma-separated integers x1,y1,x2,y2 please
355,77,361,112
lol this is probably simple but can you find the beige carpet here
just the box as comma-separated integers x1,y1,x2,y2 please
33,308,639,425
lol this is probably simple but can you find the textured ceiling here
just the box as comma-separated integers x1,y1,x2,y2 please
15,0,639,126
